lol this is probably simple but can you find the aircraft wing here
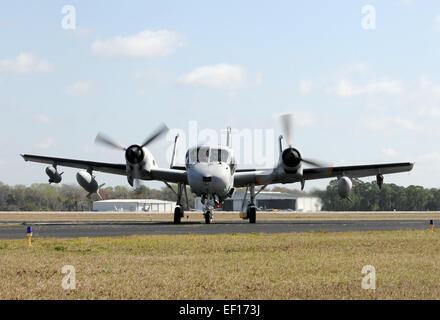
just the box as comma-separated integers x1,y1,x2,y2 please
233,162,414,188
302,162,414,181
22,154,127,175
21,154,188,184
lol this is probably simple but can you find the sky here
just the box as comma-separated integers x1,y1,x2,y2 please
1,0,439,191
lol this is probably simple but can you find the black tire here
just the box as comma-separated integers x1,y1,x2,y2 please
248,206,256,224
174,206,182,224
204,211,211,224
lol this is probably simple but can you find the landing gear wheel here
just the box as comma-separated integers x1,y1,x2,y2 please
204,210,212,224
248,206,256,224
174,206,183,224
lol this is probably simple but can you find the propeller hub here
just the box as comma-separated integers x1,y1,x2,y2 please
125,145,144,164
282,147,302,168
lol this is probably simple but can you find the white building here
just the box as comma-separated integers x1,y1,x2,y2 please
93,199,176,213
195,191,322,212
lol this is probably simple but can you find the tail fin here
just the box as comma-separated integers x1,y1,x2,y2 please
170,134,179,168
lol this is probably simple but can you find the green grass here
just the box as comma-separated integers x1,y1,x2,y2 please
0,230,440,299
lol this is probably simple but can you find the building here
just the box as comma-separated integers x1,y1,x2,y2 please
93,199,176,213
195,191,322,212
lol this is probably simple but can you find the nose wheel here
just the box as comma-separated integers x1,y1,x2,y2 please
204,210,213,224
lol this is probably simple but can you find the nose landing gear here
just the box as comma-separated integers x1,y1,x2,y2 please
201,194,215,224
204,209,213,224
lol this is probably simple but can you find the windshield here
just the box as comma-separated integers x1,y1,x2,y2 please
186,146,230,164
210,148,229,163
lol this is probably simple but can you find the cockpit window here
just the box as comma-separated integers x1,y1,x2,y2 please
187,146,210,164
210,148,229,163
186,146,230,164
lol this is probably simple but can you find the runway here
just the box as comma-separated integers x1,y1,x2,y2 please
0,219,432,239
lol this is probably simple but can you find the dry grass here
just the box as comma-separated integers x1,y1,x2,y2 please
1,230,440,300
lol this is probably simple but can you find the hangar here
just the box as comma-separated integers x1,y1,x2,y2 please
195,191,323,212
93,199,176,213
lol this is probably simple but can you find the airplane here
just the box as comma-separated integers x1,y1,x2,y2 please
21,114,414,224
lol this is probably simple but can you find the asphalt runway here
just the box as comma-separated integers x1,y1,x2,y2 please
0,219,432,239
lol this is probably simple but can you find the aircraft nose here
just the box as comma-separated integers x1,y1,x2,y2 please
189,164,230,194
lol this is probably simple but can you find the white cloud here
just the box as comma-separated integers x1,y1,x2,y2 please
33,138,55,150
382,148,398,158
299,80,312,94
178,63,246,90
34,114,51,124
435,14,440,31
91,30,185,58
362,117,387,133
293,111,315,127
394,116,415,130
0,52,52,73
329,78,403,97
255,72,263,85
64,81,91,96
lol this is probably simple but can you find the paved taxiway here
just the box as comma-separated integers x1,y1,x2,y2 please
0,219,432,239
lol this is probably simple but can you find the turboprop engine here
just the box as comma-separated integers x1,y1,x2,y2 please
76,171,104,199
94,123,168,191
45,166,63,184
337,176,352,199
281,147,303,174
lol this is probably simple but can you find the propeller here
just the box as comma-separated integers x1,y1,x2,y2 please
279,113,327,168
95,123,169,191
95,133,126,151
141,123,169,148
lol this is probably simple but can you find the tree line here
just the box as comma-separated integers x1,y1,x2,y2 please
0,179,439,211
0,182,195,211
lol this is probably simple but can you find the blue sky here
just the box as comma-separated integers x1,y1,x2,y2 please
1,0,440,191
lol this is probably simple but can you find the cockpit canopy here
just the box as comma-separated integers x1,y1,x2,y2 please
186,146,231,165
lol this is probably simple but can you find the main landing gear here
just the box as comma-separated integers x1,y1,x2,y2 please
240,184,265,224
174,205,184,224
166,182,188,224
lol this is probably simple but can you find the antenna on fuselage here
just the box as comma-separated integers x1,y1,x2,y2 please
226,126,232,147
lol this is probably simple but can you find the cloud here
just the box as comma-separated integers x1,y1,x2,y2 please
394,116,415,130
382,148,398,158
0,52,52,73
178,63,246,90
91,30,185,58
255,72,263,85
435,14,440,31
34,114,51,124
294,111,315,127
33,138,55,150
299,80,312,94
328,78,403,97
63,81,91,96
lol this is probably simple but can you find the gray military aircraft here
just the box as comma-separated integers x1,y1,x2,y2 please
21,114,414,224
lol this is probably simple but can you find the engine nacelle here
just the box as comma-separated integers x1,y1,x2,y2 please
46,166,63,184
280,147,302,174
76,171,99,194
337,176,352,199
